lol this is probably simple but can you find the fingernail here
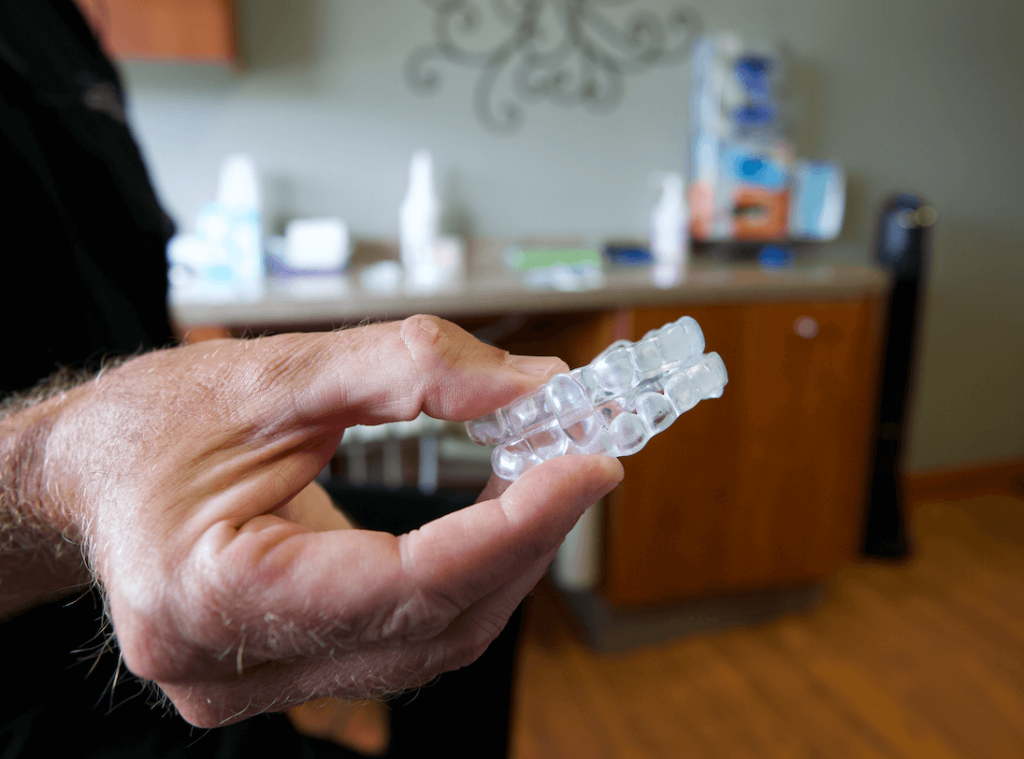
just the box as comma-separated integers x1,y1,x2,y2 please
509,355,564,378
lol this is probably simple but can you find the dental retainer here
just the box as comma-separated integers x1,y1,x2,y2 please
466,316,728,480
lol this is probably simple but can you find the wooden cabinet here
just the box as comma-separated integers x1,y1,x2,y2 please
600,297,884,607
172,254,888,614
466,295,884,610
73,0,236,64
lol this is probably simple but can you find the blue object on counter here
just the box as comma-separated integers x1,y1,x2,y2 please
604,243,653,266
758,244,794,268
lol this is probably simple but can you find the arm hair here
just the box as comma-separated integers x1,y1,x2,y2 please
0,361,126,619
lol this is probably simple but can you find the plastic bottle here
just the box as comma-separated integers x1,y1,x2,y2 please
650,172,690,268
186,153,264,300
399,149,440,288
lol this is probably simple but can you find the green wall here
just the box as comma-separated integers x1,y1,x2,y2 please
123,0,1024,472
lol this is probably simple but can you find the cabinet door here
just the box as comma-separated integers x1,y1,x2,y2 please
73,0,236,63
601,298,883,607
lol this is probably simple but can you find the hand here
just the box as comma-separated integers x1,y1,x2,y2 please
33,315,622,727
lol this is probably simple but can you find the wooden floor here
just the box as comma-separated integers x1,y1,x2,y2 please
511,480,1024,759
289,474,1024,757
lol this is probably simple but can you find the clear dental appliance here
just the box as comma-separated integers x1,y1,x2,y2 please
466,316,728,480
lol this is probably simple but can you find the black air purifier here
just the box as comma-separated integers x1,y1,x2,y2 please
863,193,934,558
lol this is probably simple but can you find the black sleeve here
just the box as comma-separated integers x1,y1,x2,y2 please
0,0,175,396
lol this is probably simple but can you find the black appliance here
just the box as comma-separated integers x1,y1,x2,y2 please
863,193,934,557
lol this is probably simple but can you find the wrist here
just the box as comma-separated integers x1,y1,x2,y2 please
1,377,93,619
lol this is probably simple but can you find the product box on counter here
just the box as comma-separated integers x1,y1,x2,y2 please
688,32,845,242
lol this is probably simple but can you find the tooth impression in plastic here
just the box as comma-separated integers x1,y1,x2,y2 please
466,316,727,480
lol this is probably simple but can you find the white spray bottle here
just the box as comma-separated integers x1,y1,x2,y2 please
650,172,689,266
400,149,440,288
649,172,689,287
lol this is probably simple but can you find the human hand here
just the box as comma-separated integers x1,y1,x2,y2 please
31,316,621,727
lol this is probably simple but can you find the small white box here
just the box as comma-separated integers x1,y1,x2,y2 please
282,217,350,272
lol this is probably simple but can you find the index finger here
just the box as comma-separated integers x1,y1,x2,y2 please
250,315,568,429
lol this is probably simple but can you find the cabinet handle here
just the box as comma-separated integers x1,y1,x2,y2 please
794,316,819,339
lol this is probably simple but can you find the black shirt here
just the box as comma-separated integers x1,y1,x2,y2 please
0,5,517,756
0,2,357,756
0,0,174,397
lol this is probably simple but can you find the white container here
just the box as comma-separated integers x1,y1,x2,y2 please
169,153,264,302
650,172,690,268
399,149,441,288
281,217,350,272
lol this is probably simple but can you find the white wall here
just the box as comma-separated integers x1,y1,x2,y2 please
122,0,1024,472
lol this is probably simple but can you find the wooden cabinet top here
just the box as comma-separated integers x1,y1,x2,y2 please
172,239,888,330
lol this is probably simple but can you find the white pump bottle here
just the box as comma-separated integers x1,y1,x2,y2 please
648,172,690,287
650,172,690,267
399,149,440,288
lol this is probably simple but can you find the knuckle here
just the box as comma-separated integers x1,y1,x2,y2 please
395,315,453,417
397,315,484,419
398,314,448,369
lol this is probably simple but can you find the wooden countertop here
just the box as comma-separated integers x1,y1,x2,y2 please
171,239,888,329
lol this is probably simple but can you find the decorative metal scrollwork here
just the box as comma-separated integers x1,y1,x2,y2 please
405,0,700,135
